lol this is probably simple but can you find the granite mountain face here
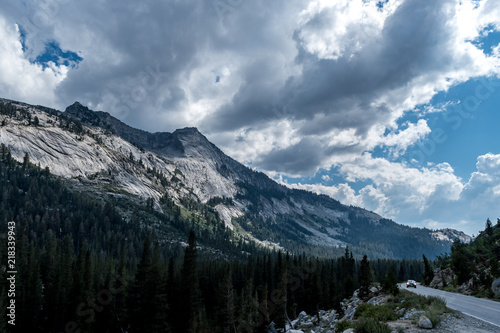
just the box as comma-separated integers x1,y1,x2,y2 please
0,98,470,258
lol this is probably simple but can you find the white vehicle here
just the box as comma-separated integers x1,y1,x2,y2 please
406,280,417,288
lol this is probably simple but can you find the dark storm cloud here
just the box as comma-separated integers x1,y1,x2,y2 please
39,0,304,132
201,0,465,175
208,0,456,136
255,138,325,176
282,0,456,129
257,137,362,176
52,0,220,128
203,58,286,131
3,0,483,176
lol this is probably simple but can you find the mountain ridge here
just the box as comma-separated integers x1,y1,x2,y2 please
0,97,471,258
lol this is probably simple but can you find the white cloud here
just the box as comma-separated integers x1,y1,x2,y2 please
296,0,397,60
378,119,431,157
0,16,65,107
321,174,331,182
461,153,500,207
287,152,500,235
337,154,463,214
283,181,363,209
2,0,500,236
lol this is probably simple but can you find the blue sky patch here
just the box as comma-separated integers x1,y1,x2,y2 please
18,26,83,69
396,77,500,179
34,41,83,69
18,24,28,53
471,25,500,56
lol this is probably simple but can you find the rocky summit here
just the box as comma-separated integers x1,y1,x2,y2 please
0,98,470,258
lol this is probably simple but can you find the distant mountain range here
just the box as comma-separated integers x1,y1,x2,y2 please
0,98,471,258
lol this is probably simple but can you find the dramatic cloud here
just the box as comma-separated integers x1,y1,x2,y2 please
1,0,500,234
207,0,499,175
0,16,66,107
289,153,500,234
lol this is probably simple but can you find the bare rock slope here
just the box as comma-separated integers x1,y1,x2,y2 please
0,98,469,258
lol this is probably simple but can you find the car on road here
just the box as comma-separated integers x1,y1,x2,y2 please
406,280,417,288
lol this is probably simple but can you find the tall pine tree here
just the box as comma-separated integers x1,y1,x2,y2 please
358,255,372,299
180,230,204,333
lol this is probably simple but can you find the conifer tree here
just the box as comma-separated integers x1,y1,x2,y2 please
128,233,154,332
40,231,59,332
486,218,493,237
218,268,236,333
151,241,170,332
398,261,406,282
450,239,471,285
257,283,270,333
112,243,128,331
167,256,179,329
274,254,289,331
238,278,258,333
358,255,372,299
22,152,29,170
422,255,434,286
381,269,399,296
181,230,203,333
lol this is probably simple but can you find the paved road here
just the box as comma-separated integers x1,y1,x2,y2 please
401,283,500,328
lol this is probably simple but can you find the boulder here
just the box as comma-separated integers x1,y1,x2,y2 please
492,278,500,298
430,268,455,288
342,329,355,333
458,277,475,295
418,316,433,329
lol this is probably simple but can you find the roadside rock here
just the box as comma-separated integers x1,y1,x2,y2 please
458,277,475,295
430,268,455,288
341,295,362,321
367,293,389,306
418,315,433,329
400,308,425,320
290,309,338,332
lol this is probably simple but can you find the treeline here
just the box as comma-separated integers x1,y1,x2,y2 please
0,146,425,332
436,219,500,297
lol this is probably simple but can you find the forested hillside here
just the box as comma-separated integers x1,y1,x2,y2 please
0,145,425,332
433,219,500,299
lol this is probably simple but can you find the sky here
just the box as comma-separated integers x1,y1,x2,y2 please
1,0,500,236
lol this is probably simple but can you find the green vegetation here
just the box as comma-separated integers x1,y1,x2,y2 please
435,219,500,298
422,254,435,285
0,145,440,332
354,318,392,333
381,269,399,296
358,255,373,299
355,303,398,321
334,320,353,333
354,290,451,329
385,290,451,327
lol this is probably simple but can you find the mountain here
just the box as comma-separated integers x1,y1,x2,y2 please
431,228,472,243
0,98,469,258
